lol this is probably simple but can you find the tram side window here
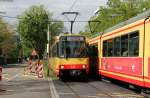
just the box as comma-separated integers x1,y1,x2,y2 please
121,35,128,56
114,37,121,56
107,39,113,56
103,41,108,57
129,32,139,56
89,46,98,57
52,44,58,57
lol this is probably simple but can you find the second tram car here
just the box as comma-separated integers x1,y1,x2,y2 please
49,34,89,80
89,10,150,93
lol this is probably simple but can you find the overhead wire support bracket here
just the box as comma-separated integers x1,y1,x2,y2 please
88,20,101,34
62,12,79,34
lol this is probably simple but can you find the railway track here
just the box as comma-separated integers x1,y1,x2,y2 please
58,77,145,98
51,75,146,98
64,82,82,98
87,82,115,98
88,78,144,98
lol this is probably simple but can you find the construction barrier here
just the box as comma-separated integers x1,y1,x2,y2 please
0,67,2,80
24,59,44,78
28,59,33,73
36,60,44,78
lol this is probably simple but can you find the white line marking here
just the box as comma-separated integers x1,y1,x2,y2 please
48,78,59,98
59,92,74,95
8,74,19,81
6,69,22,81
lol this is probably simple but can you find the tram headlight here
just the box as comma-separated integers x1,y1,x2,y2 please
82,65,86,69
60,65,64,69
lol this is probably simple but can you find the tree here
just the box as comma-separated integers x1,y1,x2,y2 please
0,18,16,59
81,0,150,37
18,5,64,59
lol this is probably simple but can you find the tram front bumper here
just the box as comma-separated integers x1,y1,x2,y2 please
59,69,87,77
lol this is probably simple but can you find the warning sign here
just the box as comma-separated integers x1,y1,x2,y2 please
32,50,37,56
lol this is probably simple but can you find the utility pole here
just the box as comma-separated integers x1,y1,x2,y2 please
47,24,50,57
46,24,50,76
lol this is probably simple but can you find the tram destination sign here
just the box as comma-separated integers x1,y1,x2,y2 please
60,36,85,41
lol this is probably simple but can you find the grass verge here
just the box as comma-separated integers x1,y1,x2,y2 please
43,60,56,79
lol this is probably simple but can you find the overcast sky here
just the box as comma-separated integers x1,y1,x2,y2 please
0,0,107,33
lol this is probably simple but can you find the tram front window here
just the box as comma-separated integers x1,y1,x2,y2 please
59,41,87,58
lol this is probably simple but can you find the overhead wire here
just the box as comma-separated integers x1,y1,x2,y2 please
68,0,78,12
0,15,21,19
54,0,78,20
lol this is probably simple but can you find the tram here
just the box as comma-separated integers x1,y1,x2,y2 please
89,10,150,93
49,34,89,80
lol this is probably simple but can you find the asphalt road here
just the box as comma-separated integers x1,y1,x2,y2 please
0,64,51,98
0,63,145,98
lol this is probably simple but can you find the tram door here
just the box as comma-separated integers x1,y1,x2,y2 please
89,45,98,78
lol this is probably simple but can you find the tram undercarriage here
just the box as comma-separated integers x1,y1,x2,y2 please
59,69,88,80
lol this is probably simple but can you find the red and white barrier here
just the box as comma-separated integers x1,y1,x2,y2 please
0,67,2,80
25,59,44,78
28,60,33,73
36,60,44,78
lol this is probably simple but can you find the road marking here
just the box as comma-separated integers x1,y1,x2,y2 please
6,69,22,81
8,74,19,81
111,94,143,97
59,92,74,95
82,95,98,98
48,78,59,98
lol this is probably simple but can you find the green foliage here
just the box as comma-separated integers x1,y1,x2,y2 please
0,18,17,58
81,0,150,38
18,5,63,59
22,45,32,59
49,22,64,44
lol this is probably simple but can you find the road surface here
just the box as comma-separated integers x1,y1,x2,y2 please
0,63,145,98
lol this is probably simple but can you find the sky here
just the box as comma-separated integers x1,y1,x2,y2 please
0,0,107,33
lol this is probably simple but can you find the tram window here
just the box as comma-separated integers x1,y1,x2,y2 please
121,35,128,56
107,39,113,56
52,46,54,57
93,46,98,57
89,46,98,57
103,41,108,57
129,32,139,56
52,44,57,57
59,41,65,57
114,37,121,56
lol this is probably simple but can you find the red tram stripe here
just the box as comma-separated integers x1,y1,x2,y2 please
145,81,150,88
100,69,143,78
144,77,150,80
100,71,144,87
59,64,87,70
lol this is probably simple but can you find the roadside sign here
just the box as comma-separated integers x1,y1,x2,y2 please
32,50,37,56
